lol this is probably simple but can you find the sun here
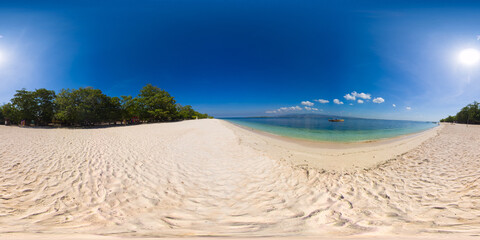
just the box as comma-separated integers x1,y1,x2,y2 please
459,48,480,66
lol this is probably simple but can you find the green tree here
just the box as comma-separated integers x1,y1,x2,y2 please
440,115,456,123
55,87,117,126
34,88,56,125
120,95,142,122
0,105,4,124
7,88,56,125
137,84,177,122
106,96,122,124
455,101,480,124
11,89,37,123
3,84,211,127
441,101,480,124
1,103,19,124
54,89,79,125
177,104,196,120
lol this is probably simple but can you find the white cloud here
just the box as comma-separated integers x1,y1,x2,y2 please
357,99,364,104
343,91,372,102
392,104,396,107
268,105,303,113
333,99,344,105
301,101,314,106
315,99,329,104
344,93,356,101
352,91,371,100
280,106,302,111
349,103,353,106
406,106,411,110
372,97,385,103
305,106,319,111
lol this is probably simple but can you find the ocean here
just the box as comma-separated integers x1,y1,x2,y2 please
223,116,438,142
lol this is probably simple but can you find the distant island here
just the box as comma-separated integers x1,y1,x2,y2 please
440,101,480,124
0,84,211,127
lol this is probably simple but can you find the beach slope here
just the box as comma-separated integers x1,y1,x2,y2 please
0,120,479,238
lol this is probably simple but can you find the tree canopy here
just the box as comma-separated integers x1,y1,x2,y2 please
0,84,211,126
1,88,56,125
440,101,480,124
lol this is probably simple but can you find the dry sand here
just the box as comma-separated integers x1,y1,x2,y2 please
0,120,479,239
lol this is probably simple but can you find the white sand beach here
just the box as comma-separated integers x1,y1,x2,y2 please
1,120,479,239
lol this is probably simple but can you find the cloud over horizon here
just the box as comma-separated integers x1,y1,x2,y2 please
352,91,371,100
333,99,344,105
304,106,319,111
266,105,303,114
301,101,314,106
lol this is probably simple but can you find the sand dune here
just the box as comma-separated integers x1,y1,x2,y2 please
0,120,479,238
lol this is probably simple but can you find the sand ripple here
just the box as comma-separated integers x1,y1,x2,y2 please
0,120,479,237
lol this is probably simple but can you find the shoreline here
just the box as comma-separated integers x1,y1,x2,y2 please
221,120,443,171
1,120,479,238
224,120,441,148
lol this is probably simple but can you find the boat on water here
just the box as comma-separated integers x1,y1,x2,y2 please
328,119,344,122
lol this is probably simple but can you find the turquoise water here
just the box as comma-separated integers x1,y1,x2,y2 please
224,116,438,142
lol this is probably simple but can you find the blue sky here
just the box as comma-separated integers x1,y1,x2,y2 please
1,1,480,121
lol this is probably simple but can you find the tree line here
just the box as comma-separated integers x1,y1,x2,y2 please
440,101,480,124
0,84,211,126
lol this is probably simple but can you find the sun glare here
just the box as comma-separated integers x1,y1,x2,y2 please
0,50,6,66
459,48,480,66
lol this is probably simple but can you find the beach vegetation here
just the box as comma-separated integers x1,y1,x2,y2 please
440,101,480,124
0,105,4,124
1,103,19,124
137,84,178,122
54,87,115,126
177,104,207,120
2,84,210,127
2,88,57,126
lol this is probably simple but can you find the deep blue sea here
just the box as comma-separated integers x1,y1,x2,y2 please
223,116,438,142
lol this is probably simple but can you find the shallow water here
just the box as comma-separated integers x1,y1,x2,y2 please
223,116,438,142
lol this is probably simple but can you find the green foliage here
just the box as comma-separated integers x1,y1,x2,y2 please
1,103,19,124
440,101,480,124
0,105,4,124
54,87,119,125
440,115,456,123
177,104,196,119
3,84,210,126
11,89,37,123
8,88,56,125
107,97,122,124
176,104,211,120
34,88,56,125
137,84,177,122
120,95,141,121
